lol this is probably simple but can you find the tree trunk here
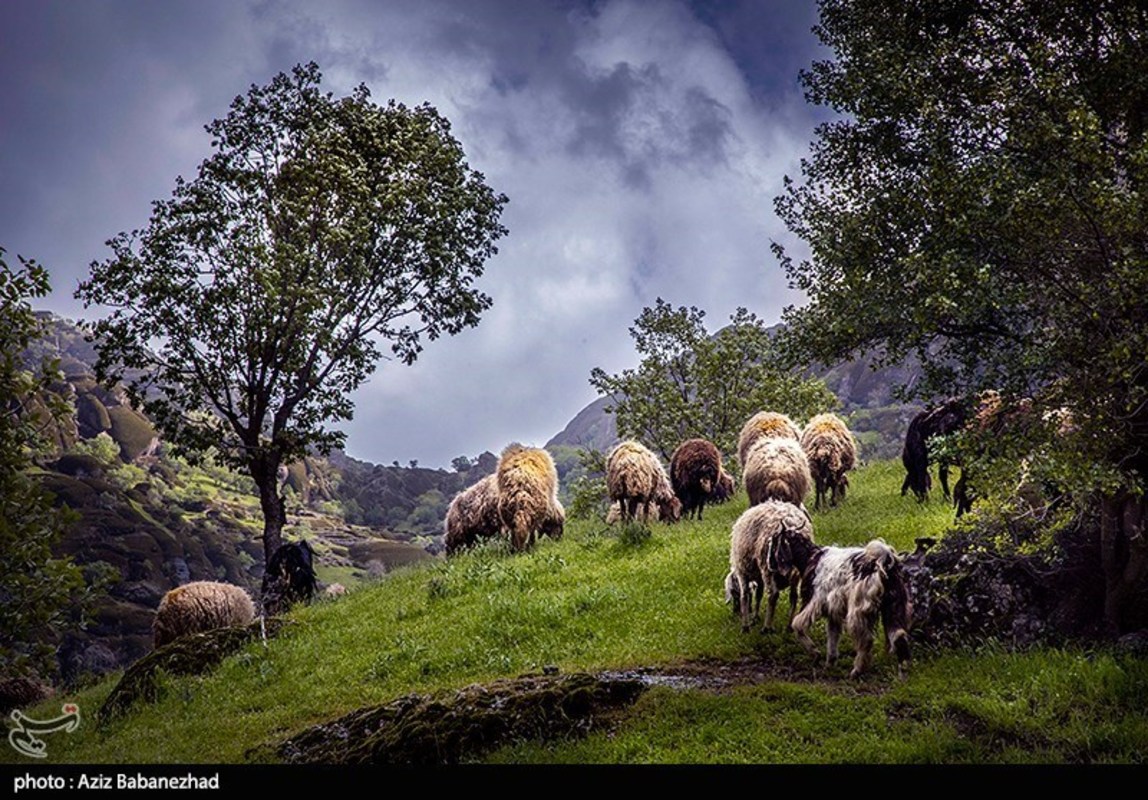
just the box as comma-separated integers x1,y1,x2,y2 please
251,455,286,568
1100,490,1148,634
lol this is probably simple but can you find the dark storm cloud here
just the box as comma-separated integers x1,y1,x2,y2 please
0,0,831,468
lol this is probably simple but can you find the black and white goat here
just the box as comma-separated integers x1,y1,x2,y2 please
789,539,913,679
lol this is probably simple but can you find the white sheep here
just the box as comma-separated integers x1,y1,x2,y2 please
800,413,858,510
496,444,565,552
736,411,801,470
605,440,682,524
726,500,815,632
743,437,812,507
152,581,256,649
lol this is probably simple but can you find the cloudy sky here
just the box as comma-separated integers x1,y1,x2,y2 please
0,0,833,468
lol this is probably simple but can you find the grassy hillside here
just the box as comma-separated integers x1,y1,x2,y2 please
16,461,1148,764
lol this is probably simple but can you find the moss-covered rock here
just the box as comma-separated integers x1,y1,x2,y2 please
107,405,158,462
276,672,647,765
49,453,106,479
97,620,288,724
75,393,112,438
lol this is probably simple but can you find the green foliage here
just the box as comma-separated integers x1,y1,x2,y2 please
774,1,1148,497
563,448,609,521
0,248,89,680
590,299,836,461
70,431,122,467
75,62,509,559
451,455,472,473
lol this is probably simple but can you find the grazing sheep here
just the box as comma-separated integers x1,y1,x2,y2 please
790,539,913,678
606,440,682,525
153,581,256,649
800,413,858,510
711,471,736,504
900,398,966,502
605,500,672,524
496,444,565,552
725,500,815,632
743,437,811,507
736,411,801,469
261,539,318,615
444,474,502,555
670,438,733,521
323,583,347,598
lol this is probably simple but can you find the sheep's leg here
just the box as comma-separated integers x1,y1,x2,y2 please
762,581,780,632
740,579,757,633
826,619,841,666
642,499,652,522
940,462,951,501
625,497,639,522
787,583,799,630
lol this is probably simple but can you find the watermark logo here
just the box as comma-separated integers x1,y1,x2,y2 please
8,704,80,759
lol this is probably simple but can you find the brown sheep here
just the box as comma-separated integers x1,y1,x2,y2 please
606,440,682,524
743,437,812,507
736,411,801,469
153,581,256,649
496,444,565,552
444,474,502,555
800,413,858,510
670,438,732,520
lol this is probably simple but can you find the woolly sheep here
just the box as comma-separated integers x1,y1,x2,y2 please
153,581,256,649
800,413,858,510
605,440,682,525
444,474,502,555
670,438,732,521
496,444,565,552
605,500,672,525
743,437,811,507
736,411,801,469
790,539,913,678
725,500,815,633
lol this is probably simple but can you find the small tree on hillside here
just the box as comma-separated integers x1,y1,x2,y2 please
589,299,835,462
0,248,87,680
77,63,509,567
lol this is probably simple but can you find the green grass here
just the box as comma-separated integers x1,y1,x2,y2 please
13,460,1147,764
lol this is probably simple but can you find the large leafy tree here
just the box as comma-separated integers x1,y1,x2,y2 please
774,1,1148,630
590,299,835,462
0,248,86,679
77,63,509,565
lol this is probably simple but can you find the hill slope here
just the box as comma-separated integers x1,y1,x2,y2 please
23,460,1148,764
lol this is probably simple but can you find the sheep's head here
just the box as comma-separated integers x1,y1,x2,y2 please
657,492,683,523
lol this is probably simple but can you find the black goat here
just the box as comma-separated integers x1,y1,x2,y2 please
900,398,966,502
261,539,318,615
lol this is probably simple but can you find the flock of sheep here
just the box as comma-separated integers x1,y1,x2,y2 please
150,408,914,680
